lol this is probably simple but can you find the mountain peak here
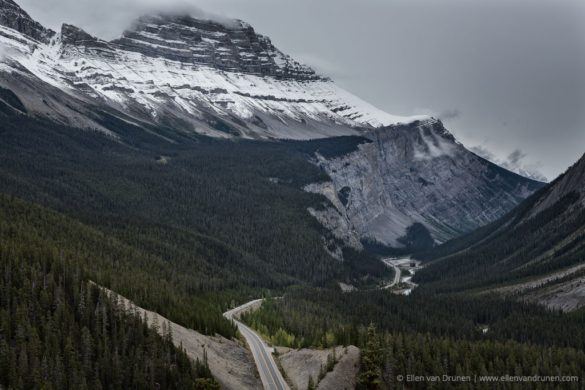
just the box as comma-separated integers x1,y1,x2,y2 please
110,13,320,80
136,13,250,31
60,23,113,52
0,0,54,42
0,0,426,137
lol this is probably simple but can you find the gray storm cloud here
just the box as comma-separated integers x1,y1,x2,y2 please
17,0,239,38
507,149,526,166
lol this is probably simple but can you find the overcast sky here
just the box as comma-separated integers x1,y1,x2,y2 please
19,0,585,180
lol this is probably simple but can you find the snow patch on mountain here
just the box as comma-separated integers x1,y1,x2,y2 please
0,5,427,139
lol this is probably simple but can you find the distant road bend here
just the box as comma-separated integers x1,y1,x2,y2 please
382,257,421,295
382,258,402,289
224,300,289,390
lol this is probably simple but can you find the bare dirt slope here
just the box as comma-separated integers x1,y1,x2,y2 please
524,277,585,312
100,286,262,390
317,346,360,390
276,346,360,390
485,263,585,311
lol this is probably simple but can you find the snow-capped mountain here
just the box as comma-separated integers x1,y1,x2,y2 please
0,0,544,249
0,0,53,43
0,0,424,139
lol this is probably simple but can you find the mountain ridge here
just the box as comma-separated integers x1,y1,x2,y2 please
414,153,585,310
111,13,322,80
0,0,54,42
306,119,542,248
0,0,427,139
0,0,544,248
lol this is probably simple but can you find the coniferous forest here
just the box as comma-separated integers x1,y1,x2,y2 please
1,108,584,389
0,208,218,389
0,112,388,388
0,114,388,336
243,290,585,389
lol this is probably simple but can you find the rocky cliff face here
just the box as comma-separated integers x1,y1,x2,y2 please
306,119,543,248
112,15,319,80
414,153,585,309
61,24,113,52
0,0,53,42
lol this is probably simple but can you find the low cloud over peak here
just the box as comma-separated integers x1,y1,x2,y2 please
471,146,548,182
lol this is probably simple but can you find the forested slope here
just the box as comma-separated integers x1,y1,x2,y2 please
413,154,585,297
0,195,219,389
0,113,389,334
0,194,236,338
242,289,585,389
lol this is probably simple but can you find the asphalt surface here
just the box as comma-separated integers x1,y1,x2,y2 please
382,257,421,294
224,300,289,390
382,258,402,289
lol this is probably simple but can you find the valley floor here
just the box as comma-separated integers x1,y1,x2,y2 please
382,257,422,295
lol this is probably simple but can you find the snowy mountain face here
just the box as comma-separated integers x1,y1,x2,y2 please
0,0,544,249
0,1,424,139
0,0,53,43
112,14,319,81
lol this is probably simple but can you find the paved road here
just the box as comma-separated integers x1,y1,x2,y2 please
382,258,422,294
382,258,402,289
224,300,289,390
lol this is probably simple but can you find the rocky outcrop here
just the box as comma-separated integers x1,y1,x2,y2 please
524,275,585,312
308,119,544,248
491,263,585,312
0,0,54,42
61,24,113,52
112,14,320,80
276,346,359,390
305,182,363,251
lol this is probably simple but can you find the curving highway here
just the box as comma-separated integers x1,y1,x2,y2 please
382,257,421,295
224,300,289,390
382,258,402,289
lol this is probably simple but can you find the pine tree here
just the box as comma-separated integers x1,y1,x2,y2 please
356,324,384,390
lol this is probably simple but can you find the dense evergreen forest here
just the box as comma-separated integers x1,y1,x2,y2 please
242,289,585,350
243,290,585,388
356,325,583,390
0,114,388,337
0,201,219,389
0,194,237,337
